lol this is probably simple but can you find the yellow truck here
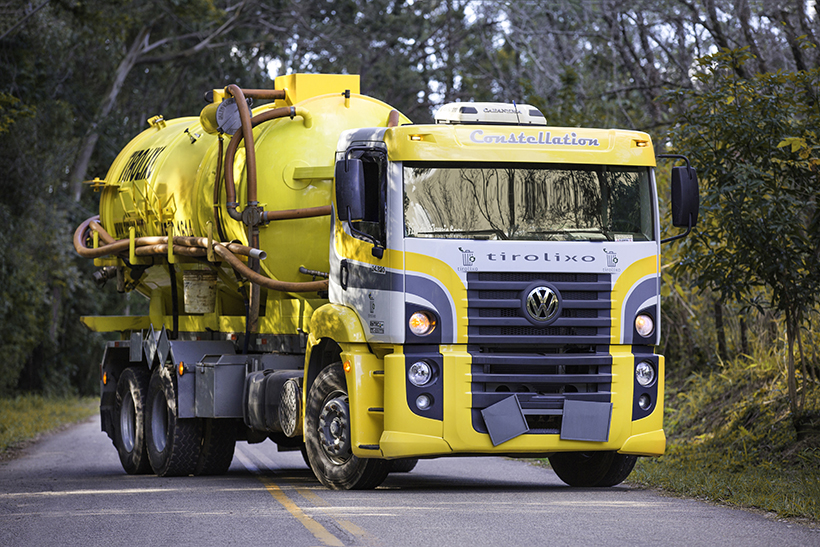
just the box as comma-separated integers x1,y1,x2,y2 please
74,73,698,489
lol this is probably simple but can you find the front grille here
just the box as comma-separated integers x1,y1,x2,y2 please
469,348,613,434
466,272,612,345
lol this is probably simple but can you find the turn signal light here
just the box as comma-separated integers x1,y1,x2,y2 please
409,311,436,336
635,314,655,337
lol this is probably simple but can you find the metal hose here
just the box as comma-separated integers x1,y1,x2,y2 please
73,215,324,293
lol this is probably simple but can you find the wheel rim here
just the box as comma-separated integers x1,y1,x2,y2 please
151,390,168,453
317,390,352,464
120,390,136,453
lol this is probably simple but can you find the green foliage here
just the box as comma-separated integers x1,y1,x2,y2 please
0,395,97,454
669,49,820,309
666,48,820,414
0,92,35,133
632,355,820,521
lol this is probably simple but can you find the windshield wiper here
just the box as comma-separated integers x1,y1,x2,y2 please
528,229,610,241
415,229,508,240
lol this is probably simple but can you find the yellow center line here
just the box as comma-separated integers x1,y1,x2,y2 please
260,478,344,547
234,449,344,547
296,487,379,545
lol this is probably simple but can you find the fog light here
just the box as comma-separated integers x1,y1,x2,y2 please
636,361,656,387
638,394,652,410
635,314,654,337
409,311,436,336
416,394,432,410
408,361,432,387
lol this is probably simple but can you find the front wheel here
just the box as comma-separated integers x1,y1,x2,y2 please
548,451,637,487
389,458,419,473
305,364,390,490
145,366,203,477
113,367,152,474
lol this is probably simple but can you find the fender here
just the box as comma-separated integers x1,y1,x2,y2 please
304,302,367,399
308,303,368,343
305,303,385,456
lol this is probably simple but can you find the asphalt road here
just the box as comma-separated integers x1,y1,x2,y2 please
1,416,817,547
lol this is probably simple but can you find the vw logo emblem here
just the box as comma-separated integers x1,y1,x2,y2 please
525,286,560,323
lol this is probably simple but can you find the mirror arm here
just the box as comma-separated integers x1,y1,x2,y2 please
657,153,693,172
661,212,694,244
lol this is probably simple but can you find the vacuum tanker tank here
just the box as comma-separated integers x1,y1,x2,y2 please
78,73,407,338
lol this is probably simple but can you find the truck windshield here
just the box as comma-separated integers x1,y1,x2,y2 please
403,162,654,241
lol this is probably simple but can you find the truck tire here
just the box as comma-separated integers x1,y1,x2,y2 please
305,364,390,490
594,453,638,487
146,366,203,477
195,419,236,476
114,367,152,474
389,458,419,473
548,451,637,487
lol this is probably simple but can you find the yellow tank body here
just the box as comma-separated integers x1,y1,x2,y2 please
94,74,406,335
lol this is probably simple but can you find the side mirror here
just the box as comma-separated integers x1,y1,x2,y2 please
670,166,699,228
335,158,365,221
658,154,700,244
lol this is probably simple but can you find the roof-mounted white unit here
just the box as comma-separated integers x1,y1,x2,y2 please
434,102,547,126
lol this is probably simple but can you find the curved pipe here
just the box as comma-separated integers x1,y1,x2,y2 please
74,218,265,261
134,244,206,257
223,102,313,223
263,205,332,223
226,85,257,205
388,109,400,128
240,89,286,101
75,216,320,293
89,218,116,245
213,244,328,293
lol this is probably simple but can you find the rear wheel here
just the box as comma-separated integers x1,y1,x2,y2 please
548,451,637,487
195,419,236,476
146,366,202,477
114,367,151,474
305,364,390,490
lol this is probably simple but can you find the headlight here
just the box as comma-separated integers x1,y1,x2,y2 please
638,394,652,410
408,361,433,387
416,394,433,410
409,311,436,336
636,361,656,387
635,313,655,337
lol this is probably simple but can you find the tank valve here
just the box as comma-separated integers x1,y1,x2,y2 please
92,266,118,288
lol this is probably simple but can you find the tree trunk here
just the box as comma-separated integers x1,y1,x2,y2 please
702,0,749,79
796,314,807,410
736,0,769,74
785,308,800,418
714,299,727,362
740,315,749,357
774,6,809,72
69,26,150,202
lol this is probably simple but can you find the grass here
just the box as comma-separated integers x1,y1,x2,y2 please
0,394,97,457
528,356,820,523
630,358,820,523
